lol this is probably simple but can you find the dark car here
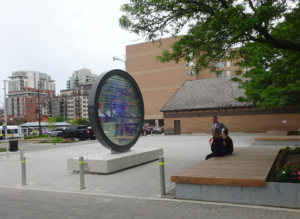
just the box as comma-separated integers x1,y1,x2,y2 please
61,125,95,141
150,126,163,134
141,126,153,136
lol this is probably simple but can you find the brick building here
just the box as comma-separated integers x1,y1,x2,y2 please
6,71,55,122
126,36,243,126
161,77,300,134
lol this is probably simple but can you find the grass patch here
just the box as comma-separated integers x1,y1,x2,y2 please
0,142,8,144
0,148,7,152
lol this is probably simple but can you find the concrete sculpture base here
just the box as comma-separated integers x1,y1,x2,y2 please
67,148,163,174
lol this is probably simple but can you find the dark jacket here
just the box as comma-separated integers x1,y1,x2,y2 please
224,136,234,152
211,137,226,155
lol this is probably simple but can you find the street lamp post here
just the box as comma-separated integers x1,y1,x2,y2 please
3,80,7,140
113,56,126,71
37,81,43,137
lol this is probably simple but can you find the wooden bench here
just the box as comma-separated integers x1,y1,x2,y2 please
171,147,282,187
254,131,300,141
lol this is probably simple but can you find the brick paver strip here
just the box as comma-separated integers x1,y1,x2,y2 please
1,187,299,219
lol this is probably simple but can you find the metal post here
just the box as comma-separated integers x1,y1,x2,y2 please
38,81,41,137
159,156,166,196
21,157,26,186
6,146,9,158
79,157,85,190
63,100,65,122
19,141,24,160
3,80,7,140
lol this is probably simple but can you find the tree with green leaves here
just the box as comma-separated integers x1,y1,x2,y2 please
46,117,56,131
70,118,90,126
53,115,65,122
119,0,300,111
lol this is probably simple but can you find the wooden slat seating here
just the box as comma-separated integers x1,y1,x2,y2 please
171,147,282,187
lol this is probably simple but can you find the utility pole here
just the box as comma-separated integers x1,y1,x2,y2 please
37,81,43,137
3,80,7,140
63,99,65,122
113,56,126,71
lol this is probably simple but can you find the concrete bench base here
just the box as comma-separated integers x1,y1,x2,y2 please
67,148,163,174
175,182,300,208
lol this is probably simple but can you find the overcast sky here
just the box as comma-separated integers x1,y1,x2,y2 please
0,0,164,105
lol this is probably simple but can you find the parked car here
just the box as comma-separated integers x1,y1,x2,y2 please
61,125,95,141
160,126,164,133
141,126,153,136
47,127,66,137
150,126,163,134
129,125,138,135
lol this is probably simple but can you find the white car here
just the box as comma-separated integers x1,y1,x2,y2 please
47,127,66,137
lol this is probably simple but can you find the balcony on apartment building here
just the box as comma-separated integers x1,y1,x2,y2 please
72,90,81,95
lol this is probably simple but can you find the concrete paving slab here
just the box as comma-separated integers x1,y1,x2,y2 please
0,133,264,198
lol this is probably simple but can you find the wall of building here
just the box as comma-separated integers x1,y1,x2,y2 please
196,59,242,79
67,68,97,89
48,81,92,120
126,36,196,121
164,110,300,133
126,38,246,122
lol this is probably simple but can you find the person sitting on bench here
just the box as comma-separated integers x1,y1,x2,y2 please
221,129,233,155
206,128,226,160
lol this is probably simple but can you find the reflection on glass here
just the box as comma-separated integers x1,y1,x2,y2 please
98,75,141,145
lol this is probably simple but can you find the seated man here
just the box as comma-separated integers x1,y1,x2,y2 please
221,129,233,155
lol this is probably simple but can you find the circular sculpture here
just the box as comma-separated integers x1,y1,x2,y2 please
88,69,144,152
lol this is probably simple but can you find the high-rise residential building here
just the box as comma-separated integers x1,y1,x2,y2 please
47,81,93,120
66,68,97,89
126,36,242,126
0,108,4,116
6,70,55,121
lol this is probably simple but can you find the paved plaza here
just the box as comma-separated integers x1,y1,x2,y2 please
1,134,299,218
1,186,299,219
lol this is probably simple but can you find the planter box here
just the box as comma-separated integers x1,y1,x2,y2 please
175,182,300,208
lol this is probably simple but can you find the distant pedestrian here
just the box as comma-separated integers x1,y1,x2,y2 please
211,116,227,136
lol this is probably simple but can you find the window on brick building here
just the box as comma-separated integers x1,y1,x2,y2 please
218,62,224,68
189,71,196,77
226,61,230,67
226,70,231,76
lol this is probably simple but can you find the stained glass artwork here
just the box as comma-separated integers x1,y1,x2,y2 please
98,75,141,145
